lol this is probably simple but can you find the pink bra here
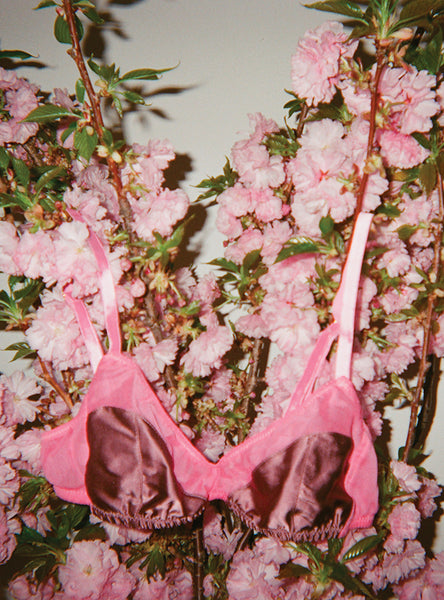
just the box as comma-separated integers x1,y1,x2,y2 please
40,212,378,542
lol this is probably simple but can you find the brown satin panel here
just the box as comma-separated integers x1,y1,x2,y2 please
228,432,352,541
85,406,205,529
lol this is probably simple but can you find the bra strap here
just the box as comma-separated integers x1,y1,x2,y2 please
66,210,122,360
332,212,373,379
64,289,104,371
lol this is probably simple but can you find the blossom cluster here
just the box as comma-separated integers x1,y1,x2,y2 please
0,3,444,600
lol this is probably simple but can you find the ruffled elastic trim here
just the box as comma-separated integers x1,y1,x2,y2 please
227,499,345,543
91,502,206,531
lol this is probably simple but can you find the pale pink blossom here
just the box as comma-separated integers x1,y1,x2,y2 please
250,187,283,222
0,506,16,563
261,220,292,265
26,290,89,371
15,429,42,474
181,322,232,377
417,477,441,518
226,547,280,599
382,540,425,584
14,230,57,284
130,188,189,242
387,502,421,548
58,540,135,600
379,67,439,134
133,569,193,600
0,456,19,505
291,21,357,106
236,312,269,338
0,371,41,426
196,427,226,461
8,574,56,600
379,130,430,169
203,506,243,560
390,460,421,493
0,221,20,275
224,228,263,264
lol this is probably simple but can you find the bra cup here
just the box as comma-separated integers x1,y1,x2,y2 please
227,432,352,541
85,406,205,529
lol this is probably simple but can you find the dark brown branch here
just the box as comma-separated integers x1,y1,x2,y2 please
193,518,205,600
402,173,444,461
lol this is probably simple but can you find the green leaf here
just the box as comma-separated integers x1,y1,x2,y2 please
0,49,36,60
328,537,343,559
75,78,86,104
11,157,30,188
419,162,438,195
34,0,56,8
278,561,311,579
5,342,37,361
74,524,107,542
276,238,320,262
54,15,72,44
319,215,335,237
304,0,367,22
119,66,174,83
209,258,240,274
0,147,10,170
121,90,146,105
342,534,381,562
74,126,98,161
54,14,84,44
34,166,66,196
377,203,401,217
81,6,105,24
23,104,77,123
407,28,443,74
397,224,419,241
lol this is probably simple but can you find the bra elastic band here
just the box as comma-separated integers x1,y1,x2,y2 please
65,210,122,365
333,212,373,379
63,289,104,371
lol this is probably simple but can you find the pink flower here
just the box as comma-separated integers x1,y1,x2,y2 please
133,569,193,600
58,540,135,600
291,21,357,106
224,228,263,264
382,540,425,584
226,548,280,599
387,502,421,548
180,323,232,377
8,574,55,600
203,506,242,560
0,221,20,275
261,220,292,265
14,230,57,284
250,187,283,223
130,188,189,242
25,290,90,371
380,67,439,134
0,371,41,426
379,130,430,169
390,460,421,493
195,427,226,461
0,456,19,505
0,506,16,563
417,477,441,518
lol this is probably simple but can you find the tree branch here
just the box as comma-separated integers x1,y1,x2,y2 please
402,173,444,461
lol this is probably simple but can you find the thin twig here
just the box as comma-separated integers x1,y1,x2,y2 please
38,357,73,410
193,518,205,600
402,174,444,461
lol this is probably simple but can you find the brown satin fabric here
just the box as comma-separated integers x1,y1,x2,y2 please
227,433,352,541
85,407,352,540
85,406,205,529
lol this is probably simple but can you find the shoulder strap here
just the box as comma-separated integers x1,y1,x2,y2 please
65,210,122,369
332,212,372,379
286,212,372,412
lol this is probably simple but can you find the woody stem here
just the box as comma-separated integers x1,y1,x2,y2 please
402,174,444,461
